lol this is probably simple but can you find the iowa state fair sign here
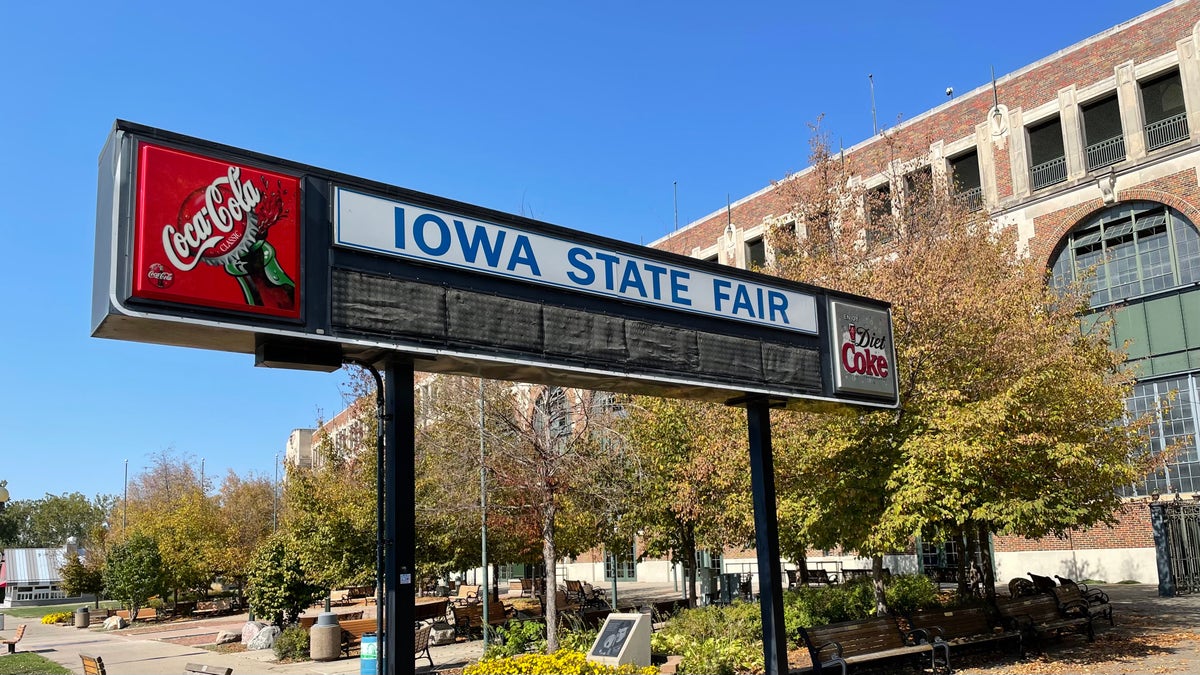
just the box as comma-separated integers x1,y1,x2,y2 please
334,188,817,334
92,121,898,410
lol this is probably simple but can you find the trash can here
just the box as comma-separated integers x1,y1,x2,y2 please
0,612,5,630
309,612,341,662
360,632,378,675
720,573,740,605
75,606,90,629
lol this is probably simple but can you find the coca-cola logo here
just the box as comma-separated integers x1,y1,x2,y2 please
162,166,261,271
841,323,890,378
146,263,174,288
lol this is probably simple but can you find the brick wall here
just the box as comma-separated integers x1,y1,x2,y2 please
656,2,1200,259
992,502,1154,552
1027,168,1200,266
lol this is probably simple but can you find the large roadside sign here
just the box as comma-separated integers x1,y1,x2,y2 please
92,120,898,409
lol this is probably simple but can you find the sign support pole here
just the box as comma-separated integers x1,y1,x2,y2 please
745,397,789,675
383,356,417,675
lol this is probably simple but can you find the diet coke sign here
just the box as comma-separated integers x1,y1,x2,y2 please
131,142,301,318
829,300,897,398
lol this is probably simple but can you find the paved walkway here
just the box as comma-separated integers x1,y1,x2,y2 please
3,582,1196,674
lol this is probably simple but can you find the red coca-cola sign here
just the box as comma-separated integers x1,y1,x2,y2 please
132,142,301,318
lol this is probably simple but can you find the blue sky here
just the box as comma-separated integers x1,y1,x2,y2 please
0,0,1163,501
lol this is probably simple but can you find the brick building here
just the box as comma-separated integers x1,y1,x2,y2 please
650,0,1200,585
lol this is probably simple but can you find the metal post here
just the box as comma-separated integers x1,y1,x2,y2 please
745,398,788,675
123,459,128,532
273,453,279,532
480,378,490,646
1150,501,1176,597
383,357,417,675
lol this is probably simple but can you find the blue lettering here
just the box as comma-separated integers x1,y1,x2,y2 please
643,263,667,300
768,291,790,324
595,252,620,290
713,278,731,311
732,284,755,317
394,207,406,249
671,270,691,306
454,220,506,267
619,260,648,297
506,234,541,276
567,247,595,285
414,213,451,256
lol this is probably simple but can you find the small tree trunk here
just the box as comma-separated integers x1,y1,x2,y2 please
797,549,809,586
871,555,888,617
959,527,976,598
543,500,559,652
683,524,698,608
976,522,997,604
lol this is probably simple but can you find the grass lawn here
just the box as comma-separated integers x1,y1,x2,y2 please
0,601,120,619
0,653,72,675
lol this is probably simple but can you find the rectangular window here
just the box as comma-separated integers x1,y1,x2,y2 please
605,544,637,581
1123,375,1200,496
745,237,766,269
1141,70,1189,151
902,166,934,226
1029,117,1067,190
1082,95,1125,170
865,183,893,245
949,150,982,212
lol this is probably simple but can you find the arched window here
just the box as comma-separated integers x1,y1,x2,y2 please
1049,201,1200,496
1049,201,1200,306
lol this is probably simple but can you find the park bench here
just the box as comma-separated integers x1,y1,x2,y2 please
450,584,480,606
1052,583,1113,626
1008,577,1038,598
451,600,513,638
807,568,839,586
996,593,1095,644
1055,575,1111,607
1028,572,1059,594
415,623,433,668
565,580,608,608
906,606,1024,657
111,607,158,622
415,599,450,624
2,624,26,654
340,618,378,656
183,664,233,675
80,653,107,674
797,616,946,674
299,609,365,632
194,597,235,617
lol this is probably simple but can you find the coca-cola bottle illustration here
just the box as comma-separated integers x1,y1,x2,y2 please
225,238,295,309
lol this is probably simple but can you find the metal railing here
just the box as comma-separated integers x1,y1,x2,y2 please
1031,156,1067,190
1086,134,1126,170
954,186,983,212
1146,112,1189,151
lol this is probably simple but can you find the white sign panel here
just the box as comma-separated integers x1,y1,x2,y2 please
334,187,818,334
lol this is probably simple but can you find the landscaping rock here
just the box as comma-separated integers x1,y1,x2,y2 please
241,621,265,644
103,616,126,630
247,624,280,650
215,630,241,645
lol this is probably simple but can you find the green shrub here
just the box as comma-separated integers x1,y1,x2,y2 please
464,649,657,674
678,637,762,675
273,624,310,661
654,600,761,645
485,620,548,658
558,625,600,653
884,574,939,614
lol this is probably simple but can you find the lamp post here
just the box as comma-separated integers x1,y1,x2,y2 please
273,453,280,532
479,378,490,647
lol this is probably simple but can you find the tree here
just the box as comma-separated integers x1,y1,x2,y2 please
620,396,753,606
283,367,378,596
766,123,1150,610
245,531,322,627
216,470,276,596
103,533,166,621
123,450,228,599
420,377,627,651
59,551,105,608
0,492,113,548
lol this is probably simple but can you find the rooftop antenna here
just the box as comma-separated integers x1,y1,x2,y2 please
673,181,678,232
869,74,878,136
